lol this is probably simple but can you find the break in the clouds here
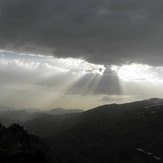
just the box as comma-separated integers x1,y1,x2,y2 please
0,51,163,110
0,0,163,66
0,51,109,109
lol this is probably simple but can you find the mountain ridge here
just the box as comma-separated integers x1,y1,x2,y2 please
44,98,163,163
1,98,163,162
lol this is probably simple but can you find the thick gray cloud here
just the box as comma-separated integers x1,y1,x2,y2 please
0,0,163,65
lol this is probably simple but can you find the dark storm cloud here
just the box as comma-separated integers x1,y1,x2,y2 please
0,0,163,65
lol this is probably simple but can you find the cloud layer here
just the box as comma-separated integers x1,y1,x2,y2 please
1,51,163,109
0,0,163,65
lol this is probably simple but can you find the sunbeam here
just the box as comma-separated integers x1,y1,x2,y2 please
111,63,163,101
0,51,107,109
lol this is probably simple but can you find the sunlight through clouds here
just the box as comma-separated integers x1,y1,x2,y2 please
0,51,107,109
0,50,105,76
111,63,163,83
109,63,163,103
1,50,163,110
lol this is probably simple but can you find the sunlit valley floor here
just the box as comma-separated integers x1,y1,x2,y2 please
0,98,163,163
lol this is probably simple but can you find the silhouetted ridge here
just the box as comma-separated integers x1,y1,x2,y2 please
1,98,163,162
44,98,163,163
0,123,60,163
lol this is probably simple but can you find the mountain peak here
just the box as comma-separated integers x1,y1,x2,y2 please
148,98,163,103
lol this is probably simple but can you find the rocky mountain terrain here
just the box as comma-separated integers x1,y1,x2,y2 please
0,123,60,163
44,98,163,163
0,98,163,163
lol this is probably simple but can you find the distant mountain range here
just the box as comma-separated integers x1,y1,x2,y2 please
0,98,163,162
0,107,83,125
47,108,83,115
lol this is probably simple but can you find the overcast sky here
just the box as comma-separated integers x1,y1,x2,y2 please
0,0,163,110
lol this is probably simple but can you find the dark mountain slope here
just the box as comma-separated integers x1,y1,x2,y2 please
44,98,163,163
24,113,81,138
24,98,163,138
0,123,61,163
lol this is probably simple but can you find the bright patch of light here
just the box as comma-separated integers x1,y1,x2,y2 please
50,57,106,75
0,50,106,76
111,63,163,82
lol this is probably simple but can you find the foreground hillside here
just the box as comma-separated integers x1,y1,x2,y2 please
0,124,60,163
44,98,163,163
1,98,163,163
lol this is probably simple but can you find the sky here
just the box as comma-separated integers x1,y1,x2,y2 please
0,0,163,110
